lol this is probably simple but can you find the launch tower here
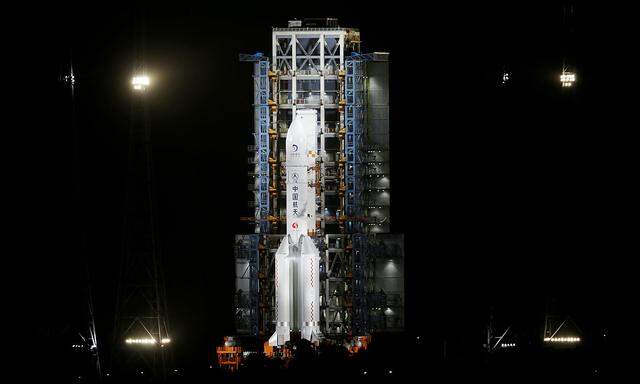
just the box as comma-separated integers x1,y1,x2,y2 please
236,19,403,343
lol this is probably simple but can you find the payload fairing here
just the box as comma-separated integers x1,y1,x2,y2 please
268,110,321,346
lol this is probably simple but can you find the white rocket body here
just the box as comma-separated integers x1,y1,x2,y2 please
269,110,321,346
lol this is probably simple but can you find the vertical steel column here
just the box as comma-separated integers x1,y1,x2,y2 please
247,234,260,336
352,233,368,334
234,234,261,336
255,59,271,233
291,33,297,116
319,33,326,234
344,56,364,233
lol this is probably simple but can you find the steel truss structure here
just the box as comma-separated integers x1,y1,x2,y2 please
112,89,171,379
235,21,403,341
344,55,365,233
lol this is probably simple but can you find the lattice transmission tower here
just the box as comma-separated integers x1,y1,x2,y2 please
111,9,171,381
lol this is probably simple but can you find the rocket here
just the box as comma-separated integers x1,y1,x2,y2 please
268,109,321,346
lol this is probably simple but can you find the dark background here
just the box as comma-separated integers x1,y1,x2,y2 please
36,0,627,380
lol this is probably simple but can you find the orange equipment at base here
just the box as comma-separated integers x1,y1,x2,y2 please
263,341,292,359
347,335,371,354
216,336,243,372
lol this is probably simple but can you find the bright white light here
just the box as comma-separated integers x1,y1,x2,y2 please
125,336,170,345
131,75,150,91
544,336,581,343
64,73,76,86
560,71,576,87
126,338,156,344
501,71,511,84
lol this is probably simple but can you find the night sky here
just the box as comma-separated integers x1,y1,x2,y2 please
38,0,625,377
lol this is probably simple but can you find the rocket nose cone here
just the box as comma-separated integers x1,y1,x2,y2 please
287,119,300,134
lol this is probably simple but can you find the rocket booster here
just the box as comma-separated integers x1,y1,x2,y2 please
269,110,321,346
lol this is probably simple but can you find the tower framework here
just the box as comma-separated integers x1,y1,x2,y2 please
112,86,171,379
236,19,404,341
